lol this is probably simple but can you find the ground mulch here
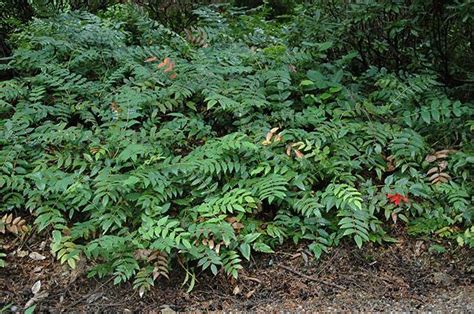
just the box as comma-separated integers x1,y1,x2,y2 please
1,232,473,312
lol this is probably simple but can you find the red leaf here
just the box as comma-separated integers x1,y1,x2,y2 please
387,193,409,206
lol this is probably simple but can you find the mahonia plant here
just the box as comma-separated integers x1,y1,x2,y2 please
0,4,472,294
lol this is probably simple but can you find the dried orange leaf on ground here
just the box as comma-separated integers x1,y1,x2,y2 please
17,250,28,257
29,252,46,261
139,286,146,298
391,212,398,224
31,280,41,295
233,285,241,295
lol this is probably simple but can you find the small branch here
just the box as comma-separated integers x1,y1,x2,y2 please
240,275,262,284
277,264,346,290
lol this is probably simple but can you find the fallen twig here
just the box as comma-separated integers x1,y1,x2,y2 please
240,275,262,284
277,264,346,290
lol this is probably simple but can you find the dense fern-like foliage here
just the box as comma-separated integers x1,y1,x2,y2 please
0,4,472,293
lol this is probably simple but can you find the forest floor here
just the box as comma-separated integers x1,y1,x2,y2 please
1,231,473,312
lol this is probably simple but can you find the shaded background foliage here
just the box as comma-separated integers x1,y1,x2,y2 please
1,0,473,93
288,1,474,97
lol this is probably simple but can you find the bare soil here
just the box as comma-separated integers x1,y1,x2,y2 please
1,233,473,312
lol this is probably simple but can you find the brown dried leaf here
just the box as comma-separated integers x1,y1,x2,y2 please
436,176,449,183
391,212,398,224
12,216,21,225
288,64,297,73
139,286,146,298
231,222,244,231
435,149,453,158
301,251,309,266
110,102,122,114
427,166,439,175
151,251,169,281
29,252,46,261
16,250,28,258
233,285,241,295
144,56,158,63
8,224,17,234
157,57,171,69
435,152,449,159
438,160,448,171
33,266,44,273
295,150,304,159
163,61,175,73
246,289,257,298
90,147,100,154
265,131,273,143
134,249,152,260
4,214,13,224
429,173,440,181
425,155,437,163
439,172,451,179
31,280,41,295
226,217,238,224
386,155,396,172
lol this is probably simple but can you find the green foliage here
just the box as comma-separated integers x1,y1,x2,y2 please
0,3,472,294
288,1,474,92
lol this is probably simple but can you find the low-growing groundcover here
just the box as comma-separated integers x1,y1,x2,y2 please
0,3,473,296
